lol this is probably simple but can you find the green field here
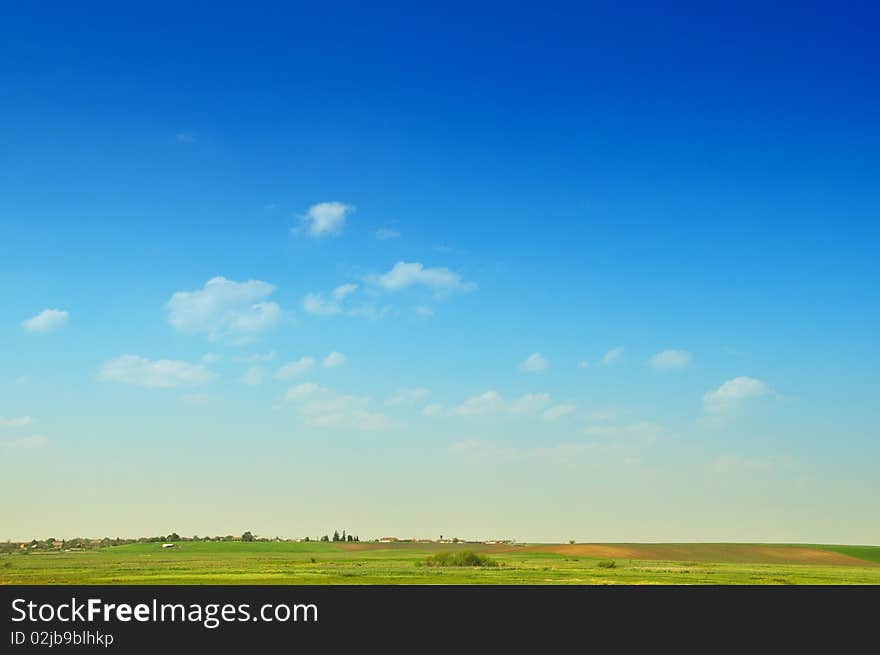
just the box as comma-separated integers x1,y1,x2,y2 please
3,541,880,585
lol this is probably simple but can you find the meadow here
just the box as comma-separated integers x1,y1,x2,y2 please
3,541,880,585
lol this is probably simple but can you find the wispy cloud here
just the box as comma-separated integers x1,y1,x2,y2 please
241,366,265,386
100,355,215,388
518,352,548,373
0,416,32,428
448,390,504,416
374,228,400,240
275,357,315,380
322,351,346,368
22,309,68,333
167,277,281,343
601,346,625,365
385,387,431,406
284,383,391,430
303,284,359,316
649,349,693,369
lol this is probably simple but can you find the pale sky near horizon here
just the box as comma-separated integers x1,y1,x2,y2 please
1,2,879,543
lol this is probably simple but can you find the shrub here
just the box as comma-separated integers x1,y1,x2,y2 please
597,560,617,569
419,551,499,568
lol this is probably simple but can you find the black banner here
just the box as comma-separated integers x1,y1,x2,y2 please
2,585,877,651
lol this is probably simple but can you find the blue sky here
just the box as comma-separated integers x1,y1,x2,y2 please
1,2,878,542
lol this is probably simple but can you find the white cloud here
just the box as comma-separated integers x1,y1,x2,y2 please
449,390,503,416
601,347,624,365
385,387,431,406
703,376,774,413
543,404,576,421
201,352,222,364
518,352,548,373
414,305,435,319
0,435,48,449
303,283,360,316
368,261,475,295
100,355,215,388
582,421,663,445
322,351,346,368
649,349,693,369
167,277,281,343
510,393,552,415
275,357,315,380
21,309,68,333
347,303,393,321
284,383,390,431
241,366,265,386
422,403,445,417
578,360,589,369
374,228,400,240
0,416,32,428
295,201,353,237
237,351,276,363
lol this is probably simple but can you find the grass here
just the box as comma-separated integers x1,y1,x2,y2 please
1,541,879,585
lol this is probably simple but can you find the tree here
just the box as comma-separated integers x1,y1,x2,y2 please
241,531,254,542
320,535,329,542
168,532,180,542
332,530,340,542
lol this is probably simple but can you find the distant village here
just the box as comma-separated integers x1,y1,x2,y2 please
1,531,515,553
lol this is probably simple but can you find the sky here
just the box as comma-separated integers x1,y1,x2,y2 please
1,2,878,543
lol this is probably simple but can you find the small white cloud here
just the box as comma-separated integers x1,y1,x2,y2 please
303,283,360,316
295,201,353,238
368,261,475,295
601,347,624,365
0,416,32,428
543,404,576,421
385,388,431,406
510,393,552,415
518,352,548,373
374,228,400,240
100,355,215,388
332,283,358,301
414,305,435,319
0,435,48,449
201,352,222,364
449,390,503,416
649,349,693,369
422,403,445,417
284,383,390,431
347,303,393,321
322,351,346,368
276,357,315,380
167,277,281,343
22,309,69,333
578,360,589,369
241,366,265,386
703,376,774,413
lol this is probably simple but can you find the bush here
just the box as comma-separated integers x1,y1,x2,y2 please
419,551,499,568
597,560,617,569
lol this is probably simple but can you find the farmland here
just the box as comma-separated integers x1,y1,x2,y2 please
3,541,880,585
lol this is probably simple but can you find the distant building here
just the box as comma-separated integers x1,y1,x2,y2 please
161,543,177,549
378,537,398,543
